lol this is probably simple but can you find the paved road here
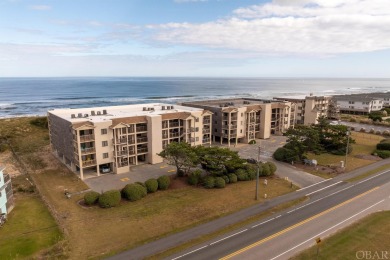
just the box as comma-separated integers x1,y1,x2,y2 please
107,159,390,260
167,168,390,260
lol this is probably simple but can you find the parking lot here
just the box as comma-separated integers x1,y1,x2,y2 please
84,135,322,192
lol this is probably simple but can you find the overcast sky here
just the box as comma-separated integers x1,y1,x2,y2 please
1,0,389,77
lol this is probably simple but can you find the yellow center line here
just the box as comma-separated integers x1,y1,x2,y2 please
220,186,380,260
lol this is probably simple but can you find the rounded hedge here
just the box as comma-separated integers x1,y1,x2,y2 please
135,181,146,188
157,175,171,190
203,176,215,189
84,191,100,205
221,175,229,184
98,190,121,208
266,162,277,175
214,177,226,188
377,142,390,151
228,173,237,183
188,173,200,186
145,179,158,193
122,184,147,201
261,163,271,176
236,169,249,181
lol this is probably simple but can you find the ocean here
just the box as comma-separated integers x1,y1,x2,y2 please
0,77,389,118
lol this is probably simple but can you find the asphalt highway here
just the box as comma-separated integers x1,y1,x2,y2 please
107,160,390,260
167,169,390,260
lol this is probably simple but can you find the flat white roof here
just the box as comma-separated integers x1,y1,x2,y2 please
48,103,204,123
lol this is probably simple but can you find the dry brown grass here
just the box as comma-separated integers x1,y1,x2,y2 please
1,117,299,259
305,132,384,176
33,158,296,259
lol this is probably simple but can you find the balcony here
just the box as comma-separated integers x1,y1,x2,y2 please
137,147,148,153
255,125,260,131
169,132,180,138
202,138,210,143
203,119,211,124
162,123,169,129
162,134,169,139
82,160,96,167
186,127,198,133
80,134,94,142
116,150,128,157
3,173,10,184
137,137,148,143
128,139,135,145
129,150,136,155
136,126,147,132
203,128,210,134
114,138,127,144
188,137,196,142
169,122,180,128
80,147,96,155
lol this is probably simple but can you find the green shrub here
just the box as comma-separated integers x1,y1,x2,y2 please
377,142,390,151
145,179,158,193
135,181,146,188
98,190,121,208
157,175,171,190
261,163,271,176
248,140,256,144
373,150,390,159
214,177,226,188
273,147,299,162
267,162,277,174
221,175,229,184
188,170,202,186
122,184,147,201
84,191,100,205
236,169,249,181
30,117,48,129
228,173,237,183
203,176,215,189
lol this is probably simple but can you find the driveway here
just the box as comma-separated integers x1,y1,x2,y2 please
84,162,177,192
229,136,325,188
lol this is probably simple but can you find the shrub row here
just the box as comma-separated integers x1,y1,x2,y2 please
84,175,171,208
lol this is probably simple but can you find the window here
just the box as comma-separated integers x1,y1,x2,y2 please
240,130,243,133
101,128,108,135
102,141,108,147
214,129,217,132
241,113,243,117
103,153,109,159
195,118,199,122
196,137,199,142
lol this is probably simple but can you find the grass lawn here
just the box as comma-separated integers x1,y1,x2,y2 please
305,132,384,177
291,211,390,260
0,194,63,259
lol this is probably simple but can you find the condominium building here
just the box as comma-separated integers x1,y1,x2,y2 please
48,104,212,179
332,95,384,115
274,94,338,125
181,98,292,146
0,166,14,217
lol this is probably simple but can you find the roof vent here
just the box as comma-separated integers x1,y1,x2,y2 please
103,110,107,115
97,111,101,115
91,111,95,116
78,113,83,118
71,114,75,119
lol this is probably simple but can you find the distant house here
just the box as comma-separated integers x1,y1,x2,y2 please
333,95,384,115
0,166,14,218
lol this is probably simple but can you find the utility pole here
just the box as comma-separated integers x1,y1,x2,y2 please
255,145,260,200
345,130,350,168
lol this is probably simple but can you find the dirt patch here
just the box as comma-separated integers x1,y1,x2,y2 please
170,176,189,189
0,151,23,177
294,163,344,176
354,154,382,161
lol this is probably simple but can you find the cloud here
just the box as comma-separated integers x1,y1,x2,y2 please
150,0,390,55
29,5,51,11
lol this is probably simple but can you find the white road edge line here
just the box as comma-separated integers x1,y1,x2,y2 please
296,178,332,191
305,181,343,196
357,170,390,184
209,229,248,246
252,218,275,228
170,245,209,260
269,199,385,260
